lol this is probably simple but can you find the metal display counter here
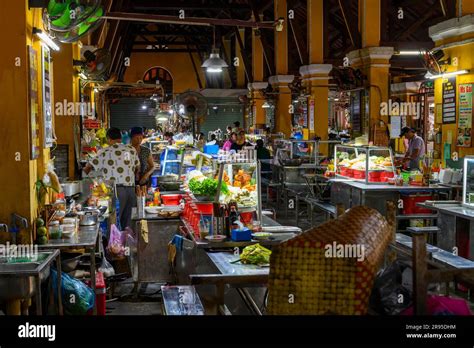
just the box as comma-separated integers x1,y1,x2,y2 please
38,224,99,314
176,214,296,315
330,180,452,216
131,208,182,287
417,202,474,259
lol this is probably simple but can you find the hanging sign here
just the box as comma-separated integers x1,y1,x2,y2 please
28,46,40,160
42,45,54,148
442,77,456,124
309,99,315,132
457,83,472,147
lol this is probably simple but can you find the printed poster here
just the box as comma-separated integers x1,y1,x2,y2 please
42,45,54,148
458,83,472,147
28,46,40,160
309,99,314,131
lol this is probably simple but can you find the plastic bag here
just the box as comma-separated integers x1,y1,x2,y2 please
51,269,95,315
369,260,412,315
98,257,115,278
107,224,126,258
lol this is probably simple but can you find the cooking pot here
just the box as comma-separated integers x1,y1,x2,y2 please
77,208,99,226
61,181,82,197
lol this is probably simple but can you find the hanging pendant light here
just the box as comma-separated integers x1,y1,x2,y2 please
202,26,228,73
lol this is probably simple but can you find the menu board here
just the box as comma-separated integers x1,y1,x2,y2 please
458,83,472,147
42,45,54,148
442,77,456,124
28,46,40,160
309,98,314,131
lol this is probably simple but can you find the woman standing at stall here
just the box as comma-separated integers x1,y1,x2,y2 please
130,127,155,185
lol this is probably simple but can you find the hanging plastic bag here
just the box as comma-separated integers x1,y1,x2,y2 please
107,224,126,258
51,269,95,315
98,257,115,278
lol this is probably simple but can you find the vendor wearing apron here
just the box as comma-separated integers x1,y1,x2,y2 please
84,127,140,229
400,127,425,170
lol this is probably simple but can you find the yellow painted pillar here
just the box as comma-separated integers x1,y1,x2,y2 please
249,22,266,129
300,0,331,154
53,44,80,180
274,0,288,74
300,65,332,154
307,0,324,64
430,11,474,163
457,0,474,16
269,75,294,137
248,82,268,128
347,47,394,140
236,29,246,88
359,0,381,47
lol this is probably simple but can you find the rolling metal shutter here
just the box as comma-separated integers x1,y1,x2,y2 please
200,97,243,136
110,98,156,131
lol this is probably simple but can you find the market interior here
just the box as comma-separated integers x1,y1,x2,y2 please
2,0,474,317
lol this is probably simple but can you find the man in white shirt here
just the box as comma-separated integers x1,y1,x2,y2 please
84,127,140,229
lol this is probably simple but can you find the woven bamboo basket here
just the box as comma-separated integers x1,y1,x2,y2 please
267,205,392,315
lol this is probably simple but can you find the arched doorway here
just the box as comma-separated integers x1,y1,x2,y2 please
143,66,173,101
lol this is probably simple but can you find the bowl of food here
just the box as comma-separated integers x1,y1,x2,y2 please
205,235,226,242
252,232,273,241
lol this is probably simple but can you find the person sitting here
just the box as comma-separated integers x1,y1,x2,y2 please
223,132,236,151
231,130,251,152
206,134,217,146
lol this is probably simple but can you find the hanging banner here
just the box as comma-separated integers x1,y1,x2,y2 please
458,83,472,147
442,77,456,124
42,45,54,148
309,99,315,132
28,46,40,160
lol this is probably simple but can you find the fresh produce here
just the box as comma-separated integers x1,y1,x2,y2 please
37,236,48,245
189,178,229,197
36,218,45,228
240,244,272,265
37,226,47,237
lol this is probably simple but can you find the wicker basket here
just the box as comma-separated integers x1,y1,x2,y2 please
267,205,392,315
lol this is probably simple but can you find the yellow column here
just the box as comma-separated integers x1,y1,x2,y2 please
248,82,268,128
269,75,294,137
274,0,288,74
347,47,394,140
307,0,324,64
250,22,266,129
300,65,332,154
457,0,474,16
301,0,331,153
236,29,245,88
359,0,381,47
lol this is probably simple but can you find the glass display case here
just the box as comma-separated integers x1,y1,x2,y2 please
334,144,396,184
463,156,474,208
215,158,262,221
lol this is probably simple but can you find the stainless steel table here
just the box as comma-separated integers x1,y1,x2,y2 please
0,249,62,315
131,208,182,287
38,224,99,314
330,181,452,216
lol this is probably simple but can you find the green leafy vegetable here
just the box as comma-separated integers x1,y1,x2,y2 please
240,244,272,265
188,178,229,196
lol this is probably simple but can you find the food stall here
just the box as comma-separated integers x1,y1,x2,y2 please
330,144,452,216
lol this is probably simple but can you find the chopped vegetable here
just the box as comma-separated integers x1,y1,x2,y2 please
240,244,272,265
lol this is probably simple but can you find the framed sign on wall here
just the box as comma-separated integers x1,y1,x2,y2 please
28,46,40,160
42,45,54,148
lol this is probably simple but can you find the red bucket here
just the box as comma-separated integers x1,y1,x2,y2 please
401,194,434,214
195,202,214,215
161,194,182,205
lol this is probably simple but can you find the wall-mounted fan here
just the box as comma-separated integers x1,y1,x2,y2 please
174,90,208,135
73,48,111,80
422,50,449,76
43,0,104,43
